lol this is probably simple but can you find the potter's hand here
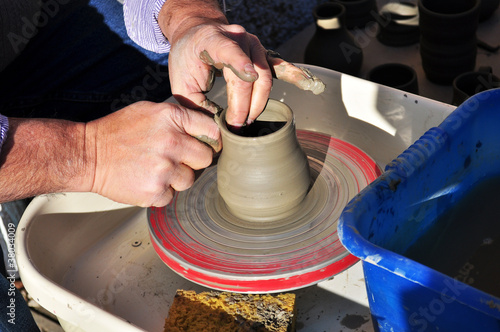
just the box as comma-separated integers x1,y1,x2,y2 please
158,0,325,128
85,101,220,207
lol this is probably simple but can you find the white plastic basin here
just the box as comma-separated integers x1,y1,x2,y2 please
16,65,455,331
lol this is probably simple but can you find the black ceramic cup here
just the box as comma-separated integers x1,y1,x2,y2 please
479,0,500,21
368,63,419,94
331,0,378,29
452,67,500,105
304,3,363,76
418,0,480,85
376,2,420,46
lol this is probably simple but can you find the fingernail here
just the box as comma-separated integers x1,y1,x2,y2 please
244,63,255,73
227,123,244,134
301,67,313,79
244,64,258,79
246,118,254,126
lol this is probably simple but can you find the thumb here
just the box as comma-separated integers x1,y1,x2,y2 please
168,104,221,152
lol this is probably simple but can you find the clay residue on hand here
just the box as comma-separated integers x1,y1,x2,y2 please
199,50,224,69
199,50,258,82
195,134,221,153
297,67,326,95
273,63,326,95
205,67,216,92
199,98,223,115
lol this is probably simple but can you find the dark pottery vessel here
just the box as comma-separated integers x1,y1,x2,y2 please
479,0,500,21
304,3,363,76
330,0,378,29
418,0,480,85
376,2,420,46
368,63,419,94
452,67,500,105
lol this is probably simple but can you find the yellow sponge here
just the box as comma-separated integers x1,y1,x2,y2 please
164,290,296,332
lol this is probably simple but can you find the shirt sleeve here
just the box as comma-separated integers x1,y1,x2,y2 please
0,114,9,152
123,0,171,53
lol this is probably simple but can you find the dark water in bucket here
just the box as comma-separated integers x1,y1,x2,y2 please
404,177,500,298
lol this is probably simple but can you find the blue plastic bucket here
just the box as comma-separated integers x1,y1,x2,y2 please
339,89,500,332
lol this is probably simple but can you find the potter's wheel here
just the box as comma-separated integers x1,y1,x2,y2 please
148,130,381,293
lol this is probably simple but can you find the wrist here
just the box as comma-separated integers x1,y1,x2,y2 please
159,0,228,45
81,121,97,195
43,120,96,194
47,120,94,194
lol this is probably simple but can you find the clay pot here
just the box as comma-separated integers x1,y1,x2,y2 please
479,0,500,21
452,67,500,105
418,0,480,85
376,2,420,47
368,63,419,94
216,99,310,222
304,2,363,76
330,0,378,29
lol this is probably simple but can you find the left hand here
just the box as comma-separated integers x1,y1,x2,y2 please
167,22,272,127
159,0,325,128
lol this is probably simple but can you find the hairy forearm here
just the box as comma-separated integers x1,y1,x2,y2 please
159,0,228,45
0,118,94,202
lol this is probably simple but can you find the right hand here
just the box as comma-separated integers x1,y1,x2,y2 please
85,100,220,207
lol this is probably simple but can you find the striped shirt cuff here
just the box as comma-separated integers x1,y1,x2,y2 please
0,114,9,152
123,0,171,53
123,0,227,54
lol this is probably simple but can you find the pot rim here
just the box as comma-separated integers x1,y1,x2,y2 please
217,99,295,144
313,2,346,20
418,0,481,18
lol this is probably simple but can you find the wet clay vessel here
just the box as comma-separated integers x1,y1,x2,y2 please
216,99,311,222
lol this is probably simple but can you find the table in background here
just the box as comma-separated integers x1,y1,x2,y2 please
277,2,500,105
